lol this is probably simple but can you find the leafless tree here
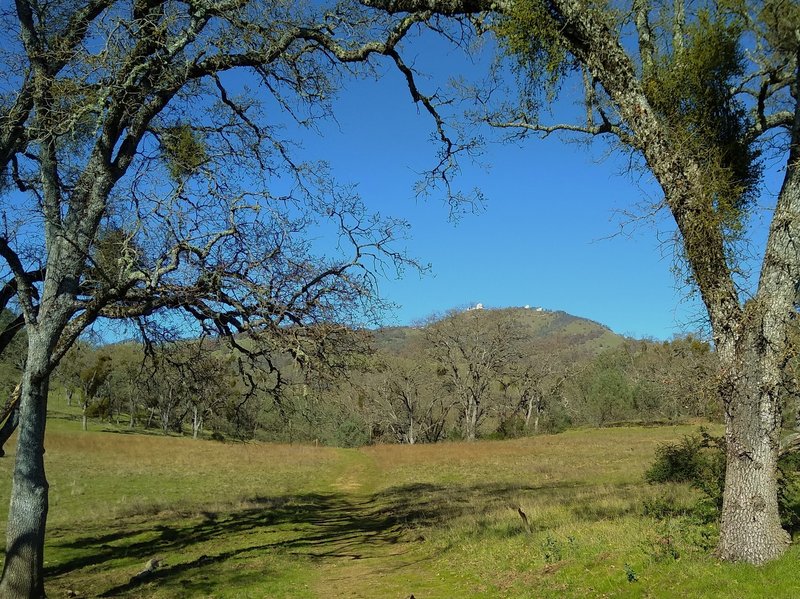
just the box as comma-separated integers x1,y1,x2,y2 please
424,308,520,441
0,1,431,594
502,345,571,435
375,356,455,443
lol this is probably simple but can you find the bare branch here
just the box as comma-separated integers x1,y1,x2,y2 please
0,239,38,324
487,115,636,147
747,110,794,142
633,0,654,73
360,0,502,15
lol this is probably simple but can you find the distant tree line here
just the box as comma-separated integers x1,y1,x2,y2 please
0,307,737,447
348,310,721,445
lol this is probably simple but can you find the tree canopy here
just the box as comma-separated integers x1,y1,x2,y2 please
0,1,433,595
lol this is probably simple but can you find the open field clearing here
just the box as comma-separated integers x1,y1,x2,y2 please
1,418,798,598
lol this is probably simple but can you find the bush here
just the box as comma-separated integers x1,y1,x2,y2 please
645,429,725,507
85,397,112,419
646,428,800,529
645,429,725,519
778,451,800,533
494,416,526,440
333,418,369,448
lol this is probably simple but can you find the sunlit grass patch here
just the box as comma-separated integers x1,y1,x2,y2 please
0,419,794,597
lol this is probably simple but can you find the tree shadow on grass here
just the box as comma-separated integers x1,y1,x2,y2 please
44,480,639,597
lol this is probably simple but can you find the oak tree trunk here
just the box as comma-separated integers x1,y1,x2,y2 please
0,338,51,598
716,325,791,563
524,395,533,430
464,395,478,441
192,406,202,440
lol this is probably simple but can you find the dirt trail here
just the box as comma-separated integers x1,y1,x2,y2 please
314,448,443,597
329,448,380,495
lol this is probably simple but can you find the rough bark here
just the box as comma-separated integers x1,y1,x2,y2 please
525,397,541,435
558,0,798,563
0,336,52,598
716,333,790,562
191,406,202,440
716,115,800,562
464,394,479,441
0,226,88,595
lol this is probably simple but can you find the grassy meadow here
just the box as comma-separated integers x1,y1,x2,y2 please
1,408,799,597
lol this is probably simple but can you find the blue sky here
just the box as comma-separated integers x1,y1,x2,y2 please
272,26,789,341
285,30,761,341
193,23,781,343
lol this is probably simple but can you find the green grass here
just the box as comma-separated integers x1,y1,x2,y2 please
1,414,799,597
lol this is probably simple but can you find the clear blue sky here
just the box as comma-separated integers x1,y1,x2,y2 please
269,27,779,341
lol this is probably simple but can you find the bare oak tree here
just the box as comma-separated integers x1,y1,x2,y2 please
425,308,520,441
0,1,430,595
375,355,455,443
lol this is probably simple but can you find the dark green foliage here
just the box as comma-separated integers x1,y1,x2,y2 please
642,495,687,520
645,434,703,484
333,418,370,448
539,403,571,434
541,534,562,563
571,337,718,427
645,430,719,483
493,415,526,440
85,397,111,419
587,367,634,425
645,429,726,513
624,563,638,583
161,124,208,181
643,10,759,231
646,429,800,529
778,451,800,534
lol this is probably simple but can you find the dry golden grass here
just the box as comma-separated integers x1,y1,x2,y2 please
2,420,344,529
1,419,798,598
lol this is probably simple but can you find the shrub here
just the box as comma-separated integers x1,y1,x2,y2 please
778,451,800,534
645,429,725,508
333,418,370,448
85,397,112,419
494,416,526,439
645,429,725,520
646,428,800,529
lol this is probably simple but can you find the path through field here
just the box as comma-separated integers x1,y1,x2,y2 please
2,422,800,598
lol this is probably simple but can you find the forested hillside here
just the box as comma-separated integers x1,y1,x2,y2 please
0,306,725,448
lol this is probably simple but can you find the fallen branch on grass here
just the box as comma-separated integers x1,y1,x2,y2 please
128,558,162,585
